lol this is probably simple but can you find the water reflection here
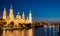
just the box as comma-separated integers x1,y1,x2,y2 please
1,26,59,36
27,29,33,36
3,30,5,36
2,29,33,36
44,25,47,36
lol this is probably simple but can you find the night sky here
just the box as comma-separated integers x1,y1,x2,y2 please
0,0,60,22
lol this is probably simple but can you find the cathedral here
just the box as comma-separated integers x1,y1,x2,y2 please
3,5,32,26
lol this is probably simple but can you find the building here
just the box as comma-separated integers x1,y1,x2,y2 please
2,5,32,26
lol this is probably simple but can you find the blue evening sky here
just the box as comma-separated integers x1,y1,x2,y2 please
0,0,60,22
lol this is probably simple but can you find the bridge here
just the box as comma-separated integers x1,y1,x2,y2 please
1,22,60,30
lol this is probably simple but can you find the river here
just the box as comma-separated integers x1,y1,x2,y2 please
0,26,59,36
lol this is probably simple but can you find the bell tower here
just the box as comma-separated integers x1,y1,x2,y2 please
21,12,25,23
29,10,32,23
3,7,6,19
9,5,14,21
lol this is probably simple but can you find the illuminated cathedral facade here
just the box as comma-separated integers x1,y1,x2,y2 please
3,5,32,26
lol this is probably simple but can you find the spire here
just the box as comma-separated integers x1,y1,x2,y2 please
22,12,25,19
21,11,25,23
3,7,6,19
4,7,6,10
29,10,32,16
10,4,12,8
29,10,32,23
9,4,14,21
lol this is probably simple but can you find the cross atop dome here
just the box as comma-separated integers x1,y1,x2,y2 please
18,12,20,15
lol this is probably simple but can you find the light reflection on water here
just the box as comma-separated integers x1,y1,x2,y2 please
2,26,59,36
2,29,33,36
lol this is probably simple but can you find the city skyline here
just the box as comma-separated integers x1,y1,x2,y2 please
0,0,60,22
